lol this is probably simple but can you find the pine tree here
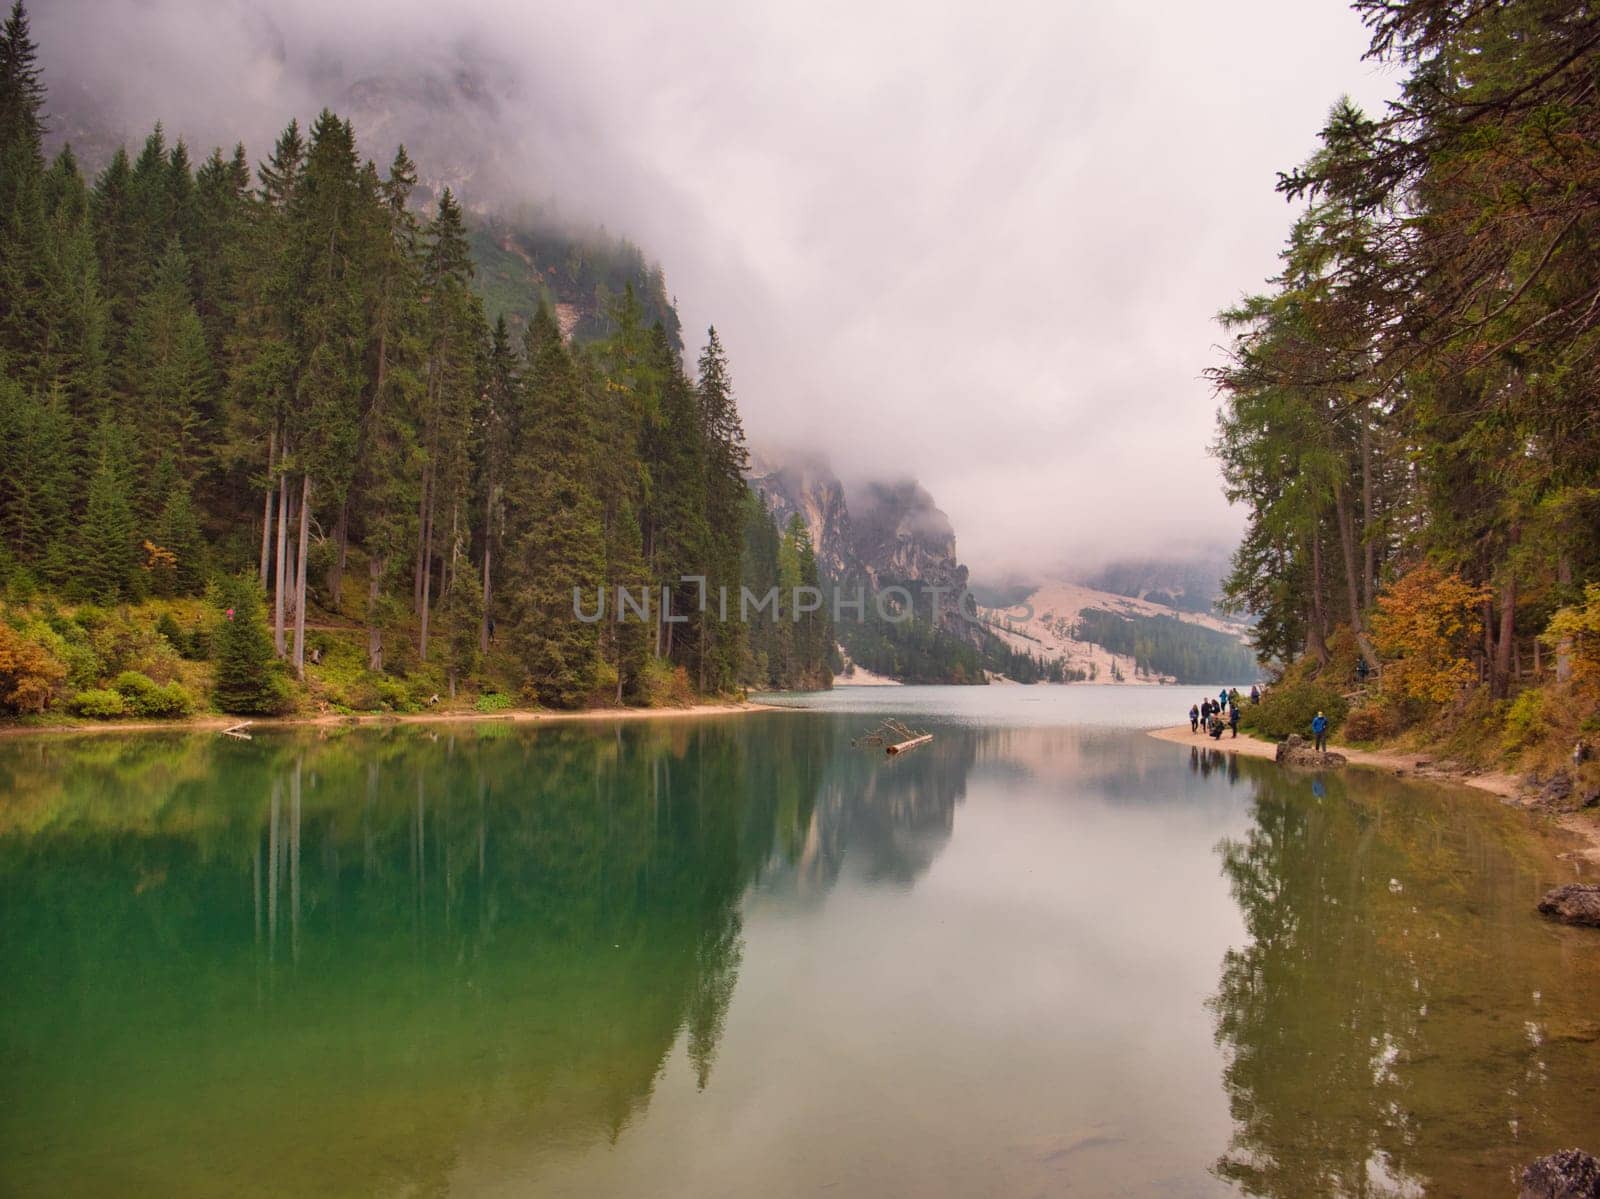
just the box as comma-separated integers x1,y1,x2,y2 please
213,576,288,714
503,302,606,708
79,421,137,602
696,326,750,690
150,479,205,596
123,238,212,484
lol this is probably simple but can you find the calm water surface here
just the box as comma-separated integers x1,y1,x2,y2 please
2,686,1597,1197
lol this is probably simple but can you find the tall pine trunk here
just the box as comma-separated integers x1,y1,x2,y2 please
259,426,277,588
327,499,348,613
1360,413,1375,609
273,449,290,657
419,492,435,660
480,538,493,655
368,554,385,672
1307,528,1328,662
292,474,312,678
1492,573,1516,700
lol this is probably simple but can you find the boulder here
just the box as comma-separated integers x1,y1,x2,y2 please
1275,734,1347,770
1537,885,1600,928
1540,770,1574,808
1520,1148,1600,1198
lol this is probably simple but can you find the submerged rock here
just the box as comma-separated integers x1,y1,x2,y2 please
1520,1148,1600,1198
1275,734,1347,770
1537,885,1600,928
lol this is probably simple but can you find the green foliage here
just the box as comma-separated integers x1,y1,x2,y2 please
68,687,124,718
110,670,193,717
0,13,777,715
212,578,291,715
473,690,511,714
1241,678,1349,742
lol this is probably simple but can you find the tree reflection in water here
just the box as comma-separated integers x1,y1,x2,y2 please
1207,761,1600,1197
0,716,969,1196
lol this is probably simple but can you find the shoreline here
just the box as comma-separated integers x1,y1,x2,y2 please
0,700,786,740
1147,724,1600,864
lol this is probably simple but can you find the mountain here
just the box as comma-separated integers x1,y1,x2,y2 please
979,580,1257,684
1074,555,1232,616
748,451,986,684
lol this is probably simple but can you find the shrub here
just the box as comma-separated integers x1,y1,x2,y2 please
373,678,414,713
156,611,187,652
0,622,68,715
638,658,695,708
474,691,512,713
111,671,194,718
1501,688,1548,756
1241,679,1349,741
1343,702,1401,743
70,688,126,718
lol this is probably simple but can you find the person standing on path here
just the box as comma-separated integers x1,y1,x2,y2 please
1190,704,1200,733
1229,703,1240,739
1311,710,1328,753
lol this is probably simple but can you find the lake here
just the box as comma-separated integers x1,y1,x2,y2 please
2,686,1597,1196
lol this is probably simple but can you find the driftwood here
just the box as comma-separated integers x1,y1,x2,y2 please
853,719,934,757
221,722,253,740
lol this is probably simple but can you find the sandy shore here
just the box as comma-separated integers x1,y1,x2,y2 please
0,700,785,740
1148,724,1600,864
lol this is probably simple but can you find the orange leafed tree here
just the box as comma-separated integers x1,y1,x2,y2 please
1543,583,1600,692
1370,564,1490,704
0,624,67,715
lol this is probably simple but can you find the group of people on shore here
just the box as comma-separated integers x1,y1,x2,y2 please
1189,685,1260,741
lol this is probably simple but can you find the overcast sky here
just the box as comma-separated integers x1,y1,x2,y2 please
36,0,1397,581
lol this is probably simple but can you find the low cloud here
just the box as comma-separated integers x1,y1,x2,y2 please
36,0,1397,580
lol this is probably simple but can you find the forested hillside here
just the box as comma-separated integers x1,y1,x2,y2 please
0,1,831,720
1213,0,1600,774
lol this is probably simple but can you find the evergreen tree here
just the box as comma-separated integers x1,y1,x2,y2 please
213,576,288,714
79,421,137,602
123,238,213,485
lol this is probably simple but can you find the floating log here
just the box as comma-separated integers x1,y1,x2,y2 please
885,733,933,756
221,722,253,740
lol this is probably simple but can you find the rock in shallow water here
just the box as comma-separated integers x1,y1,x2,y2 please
1537,885,1600,928
1520,1148,1600,1198
1274,733,1347,770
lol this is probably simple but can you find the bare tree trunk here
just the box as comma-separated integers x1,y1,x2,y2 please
419,493,435,661
259,426,277,588
1334,483,1363,630
1307,529,1329,662
413,463,431,614
273,450,290,658
1492,573,1515,699
1557,554,1574,682
327,499,348,614
1360,413,1376,609
480,539,493,655
293,474,312,678
367,554,384,672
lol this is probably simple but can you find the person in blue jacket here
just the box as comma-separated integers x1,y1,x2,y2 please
1311,710,1328,752
1189,704,1200,733
1228,702,1240,738
1218,687,1228,711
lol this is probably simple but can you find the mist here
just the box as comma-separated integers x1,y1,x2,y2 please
35,0,1397,581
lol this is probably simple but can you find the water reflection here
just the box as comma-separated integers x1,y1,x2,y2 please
1208,764,1600,1196
1,712,1598,1197
0,717,971,1196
